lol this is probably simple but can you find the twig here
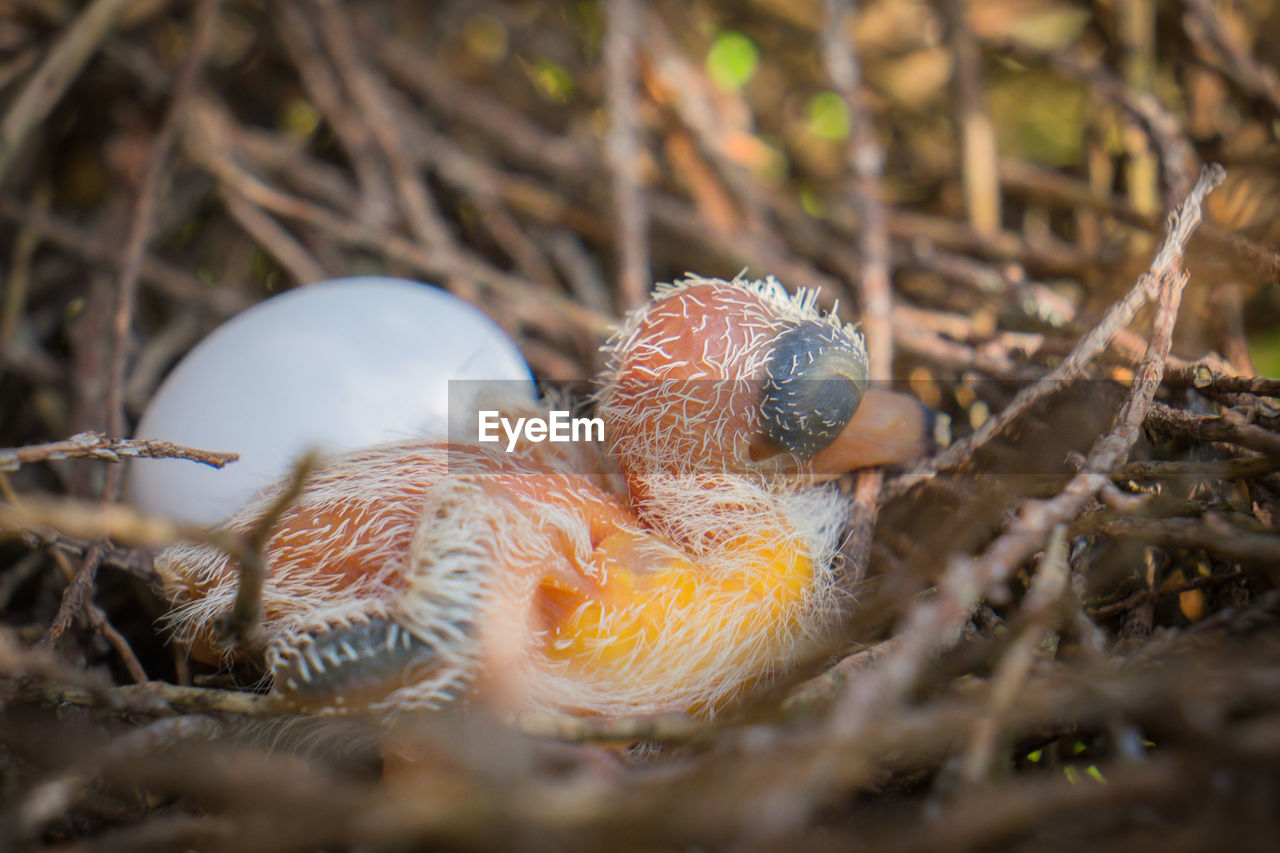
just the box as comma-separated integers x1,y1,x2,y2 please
106,0,221,495
11,717,227,845
510,711,704,743
183,103,612,338
1117,0,1160,215
831,164,1223,741
1181,0,1280,117
781,640,899,714
891,309,1037,378
370,18,589,177
23,527,158,584
987,38,1197,205
2,457,314,657
274,0,395,229
0,431,239,472
1088,566,1247,619
315,0,454,250
0,0,136,180
39,540,103,647
1114,455,1280,481
222,188,328,285
0,197,251,316
961,524,1070,781
883,165,1226,502
1146,401,1280,460
1080,513,1280,570
1164,363,1280,399
640,11,768,232
823,0,893,381
215,452,320,656
5,677,282,716
44,547,149,683
604,0,650,310
1,495,212,550
949,0,1002,234
1,182,49,357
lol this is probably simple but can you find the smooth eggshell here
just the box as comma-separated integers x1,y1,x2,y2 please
127,277,534,525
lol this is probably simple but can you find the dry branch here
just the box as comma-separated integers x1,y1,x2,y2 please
0,0,136,180
0,431,239,472
834,164,1224,740
885,165,1227,502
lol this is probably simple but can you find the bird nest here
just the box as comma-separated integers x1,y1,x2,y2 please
2,1,1280,850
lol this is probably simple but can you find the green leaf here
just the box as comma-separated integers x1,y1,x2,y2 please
707,31,758,92
1248,327,1280,378
532,60,575,104
806,91,851,141
799,187,825,218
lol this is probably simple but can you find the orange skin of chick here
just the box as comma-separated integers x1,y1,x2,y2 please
156,276,931,717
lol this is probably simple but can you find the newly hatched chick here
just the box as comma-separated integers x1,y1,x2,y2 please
156,275,934,717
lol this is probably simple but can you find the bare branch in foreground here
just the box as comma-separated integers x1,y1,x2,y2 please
830,164,1225,743
0,431,239,472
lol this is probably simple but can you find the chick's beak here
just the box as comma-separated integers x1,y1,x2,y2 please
807,388,940,473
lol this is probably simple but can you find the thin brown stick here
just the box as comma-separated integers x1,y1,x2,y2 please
961,524,1070,781
1114,455,1280,481
883,165,1226,502
781,640,899,714
274,0,395,229
11,716,226,844
23,528,158,585
370,20,589,177
510,710,704,743
314,0,454,250
0,431,239,472
39,541,102,646
831,164,1224,741
823,0,893,382
222,189,328,285
0,197,251,316
950,0,1002,235
1146,401,1280,460
0,0,135,180
106,0,221,500
215,452,320,656
1,183,49,357
987,38,1198,204
605,0,650,310
45,548,149,683
1088,567,1247,619
1164,363,1280,399
5,678,283,716
1080,513,1280,570
1181,0,1280,117
183,103,612,337
1,496,216,551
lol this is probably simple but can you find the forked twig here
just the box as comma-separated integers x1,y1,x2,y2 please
829,164,1225,743
884,164,1227,502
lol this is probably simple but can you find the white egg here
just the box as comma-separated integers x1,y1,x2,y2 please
127,277,534,525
